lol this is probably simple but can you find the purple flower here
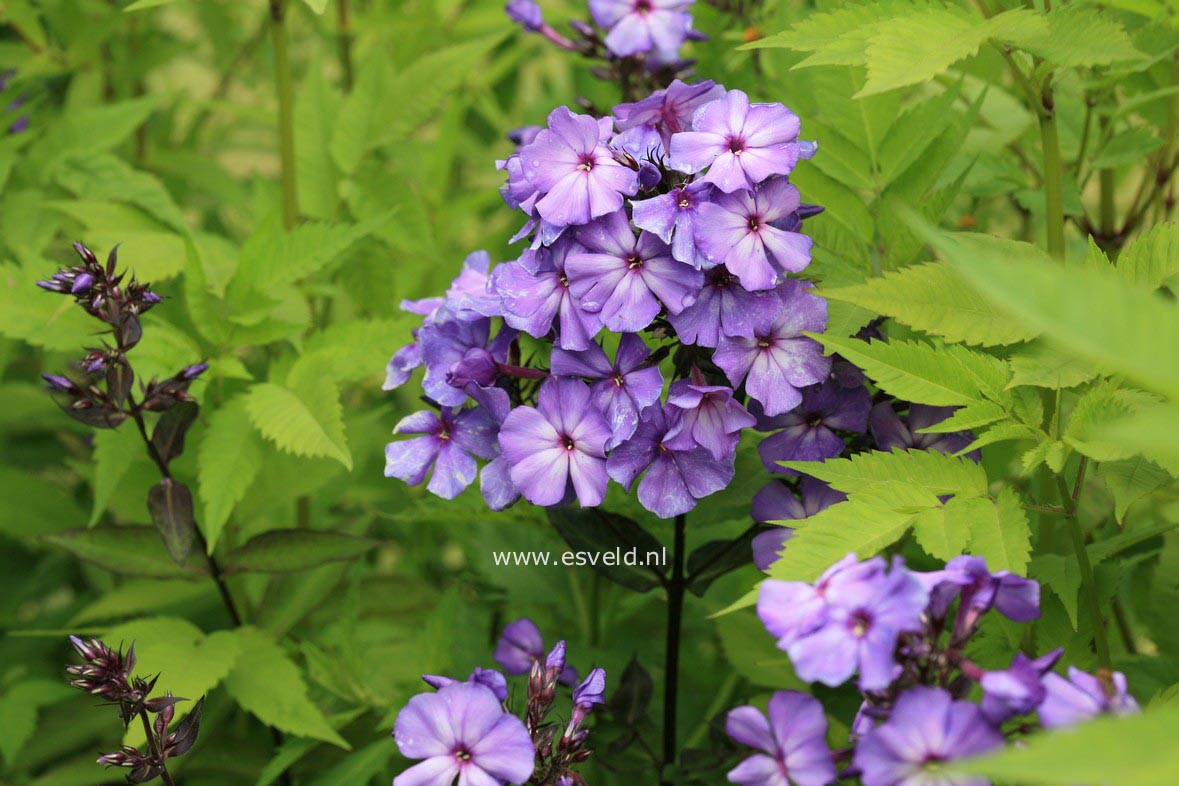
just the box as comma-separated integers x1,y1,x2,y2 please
550,333,663,447
589,0,696,58
493,619,578,685
870,403,978,457
919,556,1040,624
494,239,603,351
607,405,735,519
573,668,607,710
758,554,885,650
712,280,830,416
468,385,520,511
751,478,846,570
1039,667,1140,729
980,649,1063,724
506,0,544,31
666,267,782,347
422,667,511,703
663,379,755,459
498,377,612,507
694,178,813,291
392,682,535,786
384,407,498,500
670,90,803,193
420,319,514,407
756,380,871,475
444,251,502,321
382,297,447,391
631,180,713,267
854,687,1003,786
567,209,703,333
519,107,639,228
725,691,836,786
614,80,726,145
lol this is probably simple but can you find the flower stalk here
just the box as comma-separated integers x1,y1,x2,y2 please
269,0,298,229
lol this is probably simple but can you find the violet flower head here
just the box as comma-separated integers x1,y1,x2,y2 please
444,250,503,322
631,180,713,267
393,682,535,786
1038,667,1140,729
870,402,978,458
494,239,603,351
758,554,886,651
667,267,782,347
713,280,830,416
786,558,928,690
725,691,836,786
506,0,544,31
419,318,514,407
519,107,639,228
980,649,1063,724
614,79,726,144
751,478,846,570
607,405,735,519
756,379,870,476
493,619,578,685
694,177,813,291
498,377,612,507
919,555,1041,624
567,209,702,333
550,333,663,448
423,668,511,703
670,89,804,193
384,407,498,500
853,687,1003,786
663,379,755,460
589,0,697,58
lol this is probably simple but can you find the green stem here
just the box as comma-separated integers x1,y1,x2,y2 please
661,513,687,782
1099,168,1116,244
1038,80,1066,260
270,0,298,230
1055,460,1112,668
337,0,355,93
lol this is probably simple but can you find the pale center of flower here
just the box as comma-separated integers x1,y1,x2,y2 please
849,609,873,638
678,198,691,209
438,427,452,441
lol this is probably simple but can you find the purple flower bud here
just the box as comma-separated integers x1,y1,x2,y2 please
73,241,98,265
142,290,163,305
572,667,606,710
421,674,459,691
545,640,567,676
506,0,543,31
36,279,66,292
71,273,95,293
180,362,209,381
43,374,77,393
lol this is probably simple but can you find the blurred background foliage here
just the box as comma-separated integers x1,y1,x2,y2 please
0,0,1177,785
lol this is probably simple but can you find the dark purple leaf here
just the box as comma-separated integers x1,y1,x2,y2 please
106,360,134,407
147,480,195,565
144,694,188,713
151,401,199,465
163,696,203,759
116,314,143,349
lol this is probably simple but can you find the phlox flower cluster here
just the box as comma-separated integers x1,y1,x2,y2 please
384,79,831,521
391,618,606,786
723,554,1140,786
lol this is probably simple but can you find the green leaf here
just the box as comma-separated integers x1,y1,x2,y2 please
0,263,97,350
301,0,329,12
197,397,264,552
1007,343,1098,390
1117,221,1179,292
821,262,1039,347
223,627,350,749
41,527,208,578
124,0,183,10
929,227,1179,400
545,508,667,593
714,611,805,690
0,465,86,538
28,96,163,173
1090,127,1163,170
1015,5,1144,68
0,679,72,765
766,488,931,582
244,378,352,470
1031,554,1081,629
255,737,319,786
69,579,215,626
814,335,1011,408
305,740,393,786
911,498,975,560
966,486,1031,574
957,702,1179,786
1064,381,1159,462
784,448,988,498
221,530,379,574
294,60,342,220
1099,458,1172,524
858,8,990,97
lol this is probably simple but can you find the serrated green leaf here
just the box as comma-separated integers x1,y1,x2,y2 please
301,0,329,12
1065,382,1159,462
244,378,352,470
197,397,264,552
815,335,1011,408
1031,554,1081,629
739,1,913,56
223,627,350,749
1007,343,1098,389
1100,457,1173,524
821,262,1039,347
1015,5,1144,68
90,426,147,527
858,7,990,97
0,679,72,765
912,498,975,560
1118,221,1179,292
967,486,1031,574
784,448,988,498
0,263,98,350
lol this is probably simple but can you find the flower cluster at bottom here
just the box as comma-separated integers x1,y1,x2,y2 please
727,554,1140,786
392,619,606,786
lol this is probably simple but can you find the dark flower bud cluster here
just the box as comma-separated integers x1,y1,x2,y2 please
38,243,208,563
725,554,1140,786
67,636,203,786
390,618,606,786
